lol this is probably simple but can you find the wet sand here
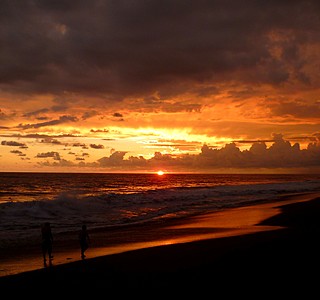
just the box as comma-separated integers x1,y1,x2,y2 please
1,192,320,296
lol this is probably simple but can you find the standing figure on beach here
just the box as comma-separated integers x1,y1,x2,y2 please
79,224,90,259
41,222,54,263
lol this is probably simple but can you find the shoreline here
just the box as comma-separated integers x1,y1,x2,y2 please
0,191,313,277
1,191,320,293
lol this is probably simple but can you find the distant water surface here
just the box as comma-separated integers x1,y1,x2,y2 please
0,172,319,248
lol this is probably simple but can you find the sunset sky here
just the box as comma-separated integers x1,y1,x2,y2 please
1,0,320,173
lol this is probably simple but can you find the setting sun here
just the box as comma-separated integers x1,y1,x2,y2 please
1,1,320,288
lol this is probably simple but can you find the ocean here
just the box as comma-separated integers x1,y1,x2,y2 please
1,172,320,250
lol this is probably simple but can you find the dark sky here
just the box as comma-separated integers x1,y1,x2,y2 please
0,1,320,172
2,0,320,97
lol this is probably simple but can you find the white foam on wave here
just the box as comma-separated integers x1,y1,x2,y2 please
0,179,319,248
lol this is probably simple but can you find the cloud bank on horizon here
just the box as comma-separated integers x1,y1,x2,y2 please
0,1,319,172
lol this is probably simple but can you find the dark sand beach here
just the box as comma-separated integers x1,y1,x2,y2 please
1,193,320,296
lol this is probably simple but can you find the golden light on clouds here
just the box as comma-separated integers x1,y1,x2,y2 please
0,1,319,173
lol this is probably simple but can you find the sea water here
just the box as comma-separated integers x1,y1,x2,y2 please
0,172,320,248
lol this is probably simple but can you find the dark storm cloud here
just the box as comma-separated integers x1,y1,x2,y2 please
40,137,62,145
40,134,320,171
97,151,127,167
1,0,320,98
10,150,26,156
1,140,26,147
112,113,123,118
72,143,87,148
82,110,99,120
89,143,105,149
35,151,61,160
17,115,78,129
267,100,320,119
23,105,69,118
23,108,50,118
0,109,9,120
90,128,109,133
0,133,80,139
160,102,201,113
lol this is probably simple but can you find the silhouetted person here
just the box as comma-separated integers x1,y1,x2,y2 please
79,224,90,259
41,222,53,264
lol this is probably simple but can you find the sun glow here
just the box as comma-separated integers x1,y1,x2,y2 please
157,170,164,176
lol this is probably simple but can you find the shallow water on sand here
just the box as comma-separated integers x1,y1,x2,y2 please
1,192,315,277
